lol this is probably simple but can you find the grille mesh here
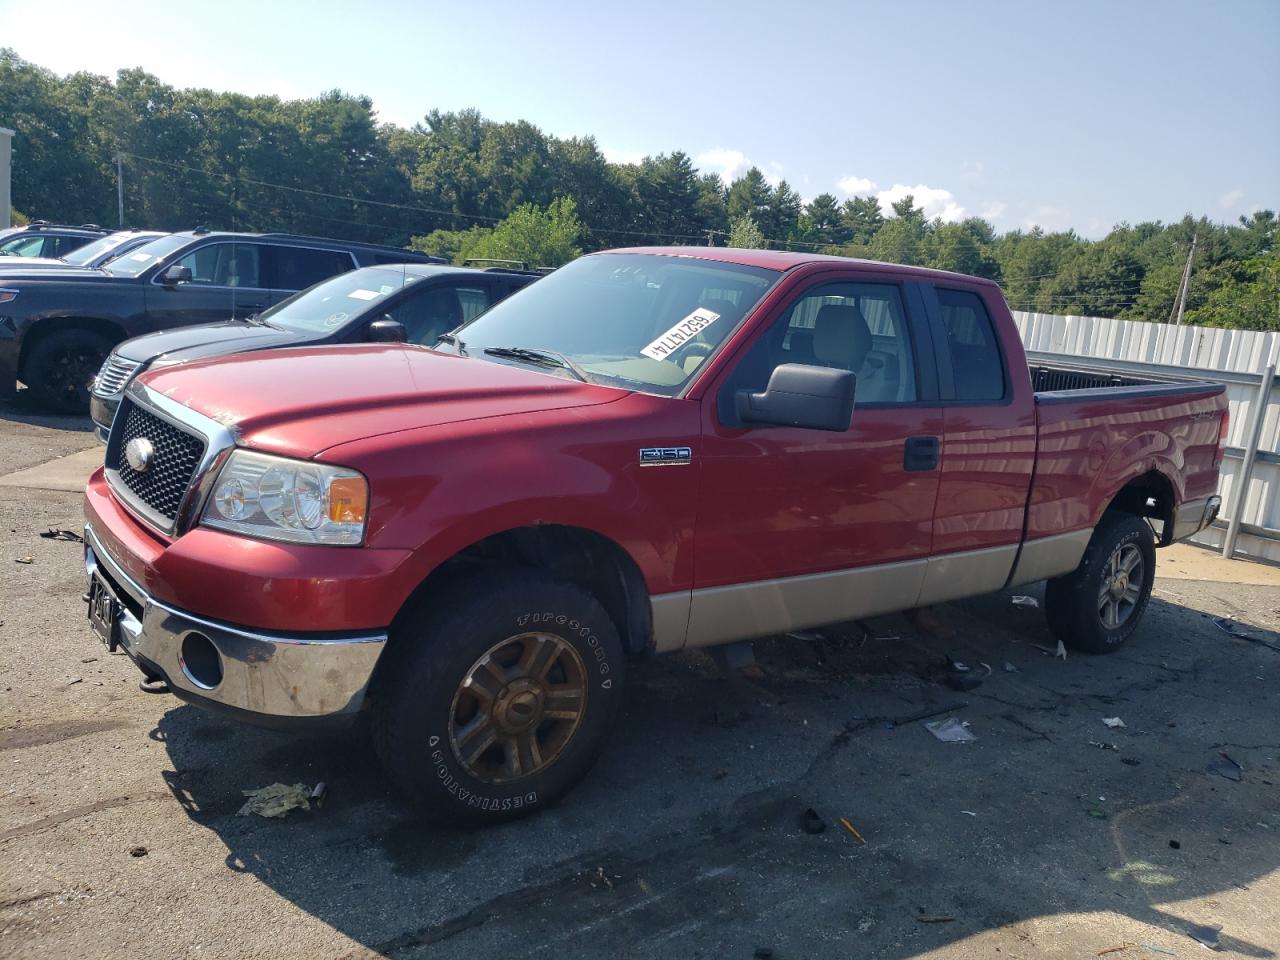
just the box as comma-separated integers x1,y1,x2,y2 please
110,400,206,524
93,354,140,397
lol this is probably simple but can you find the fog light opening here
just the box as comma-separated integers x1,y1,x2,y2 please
179,632,223,690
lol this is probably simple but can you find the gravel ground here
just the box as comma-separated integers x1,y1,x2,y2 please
1,395,1277,960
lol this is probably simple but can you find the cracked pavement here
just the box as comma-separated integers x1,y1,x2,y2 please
1,396,1278,959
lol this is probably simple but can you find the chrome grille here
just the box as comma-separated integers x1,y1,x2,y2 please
93,354,141,398
107,399,206,525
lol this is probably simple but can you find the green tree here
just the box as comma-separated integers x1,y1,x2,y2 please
726,168,771,233
840,196,884,244
728,215,766,249
802,193,847,247
414,197,584,268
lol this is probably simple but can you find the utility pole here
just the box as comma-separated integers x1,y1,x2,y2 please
115,155,124,228
703,228,717,247
1169,231,1197,325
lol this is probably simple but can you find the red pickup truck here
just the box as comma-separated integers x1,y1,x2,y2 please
83,248,1227,820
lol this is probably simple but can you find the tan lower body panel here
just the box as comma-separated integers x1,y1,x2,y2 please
1006,528,1093,588
652,532,1094,654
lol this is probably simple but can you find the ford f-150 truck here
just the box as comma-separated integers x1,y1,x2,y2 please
82,248,1227,821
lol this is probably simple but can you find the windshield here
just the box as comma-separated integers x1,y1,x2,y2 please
103,234,191,276
258,266,420,332
443,253,778,395
61,232,141,266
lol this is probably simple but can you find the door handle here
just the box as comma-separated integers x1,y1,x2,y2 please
904,436,940,471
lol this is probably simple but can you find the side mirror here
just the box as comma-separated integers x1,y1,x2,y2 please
368,318,407,343
735,363,856,431
160,264,192,286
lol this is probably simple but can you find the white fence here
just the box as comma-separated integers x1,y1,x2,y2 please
1013,310,1280,563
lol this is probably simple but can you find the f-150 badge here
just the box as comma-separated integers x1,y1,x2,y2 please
639,446,692,466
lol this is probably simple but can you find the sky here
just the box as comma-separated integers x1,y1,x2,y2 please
2,0,1276,238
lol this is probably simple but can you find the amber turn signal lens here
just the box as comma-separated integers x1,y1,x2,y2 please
328,476,368,524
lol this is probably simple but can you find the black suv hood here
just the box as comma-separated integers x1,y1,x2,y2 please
115,321,311,364
0,266,111,282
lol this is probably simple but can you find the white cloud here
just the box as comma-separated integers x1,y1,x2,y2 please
602,146,645,166
694,148,751,186
979,201,1007,221
1218,189,1245,210
1024,205,1072,230
837,175,877,195
877,183,966,223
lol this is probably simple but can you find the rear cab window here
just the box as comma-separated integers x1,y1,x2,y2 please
934,287,1006,402
269,246,356,291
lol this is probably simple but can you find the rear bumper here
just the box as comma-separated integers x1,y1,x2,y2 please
1169,495,1222,543
85,522,387,724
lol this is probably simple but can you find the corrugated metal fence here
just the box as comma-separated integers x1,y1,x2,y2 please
1013,311,1280,563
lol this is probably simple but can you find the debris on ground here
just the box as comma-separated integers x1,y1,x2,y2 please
1002,661,1019,673
40,528,84,543
915,915,955,923
753,948,774,959
1206,753,1244,782
838,817,866,843
80,657,97,664
1011,595,1039,608
1187,923,1222,950
1089,741,1118,751
1138,944,1177,956
1097,945,1133,957
937,655,985,692
309,782,327,808
1169,839,1181,849
1102,716,1127,729
960,810,977,817
129,846,147,858
785,630,825,643
66,677,82,686
888,702,968,729
1211,616,1280,653
1087,808,1108,819
925,717,976,743
1032,639,1068,659
800,807,827,834
236,782,314,818
14,556,33,564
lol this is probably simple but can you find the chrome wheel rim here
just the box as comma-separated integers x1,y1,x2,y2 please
448,632,588,784
1098,543,1144,629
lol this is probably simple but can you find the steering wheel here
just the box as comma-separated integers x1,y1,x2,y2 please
676,340,715,361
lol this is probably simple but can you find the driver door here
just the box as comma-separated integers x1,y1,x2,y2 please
686,274,942,648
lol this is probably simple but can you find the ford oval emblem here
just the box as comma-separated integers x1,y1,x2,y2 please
124,437,155,473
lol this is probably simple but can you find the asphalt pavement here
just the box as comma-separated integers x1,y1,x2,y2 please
1,394,1277,960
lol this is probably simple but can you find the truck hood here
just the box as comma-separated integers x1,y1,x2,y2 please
116,321,308,364
138,344,628,459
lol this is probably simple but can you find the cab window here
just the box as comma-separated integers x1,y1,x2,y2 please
935,287,1005,401
173,242,264,288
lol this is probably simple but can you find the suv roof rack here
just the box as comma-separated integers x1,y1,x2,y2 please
23,221,107,233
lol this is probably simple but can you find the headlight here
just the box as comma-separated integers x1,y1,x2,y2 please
200,449,368,546
0,288,18,304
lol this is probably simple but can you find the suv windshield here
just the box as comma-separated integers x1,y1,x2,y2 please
443,253,778,395
103,234,191,277
258,266,419,332
61,232,137,266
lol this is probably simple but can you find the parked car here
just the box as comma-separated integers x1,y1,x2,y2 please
89,263,541,438
82,248,1226,821
0,221,109,258
0,229,445,412
0,229,166,272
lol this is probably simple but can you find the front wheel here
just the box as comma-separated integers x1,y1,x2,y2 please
1045,511,1156,654
371,570,625,822
22,328,113,414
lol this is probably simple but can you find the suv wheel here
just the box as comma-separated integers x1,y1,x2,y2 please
1045,511,1156,654
372,570,625,822
23,329,112,414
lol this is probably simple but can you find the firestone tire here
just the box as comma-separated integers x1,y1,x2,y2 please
22,328,112,414
371,570,625,823
1045,511,1156,654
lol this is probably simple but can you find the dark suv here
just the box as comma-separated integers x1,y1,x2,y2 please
90,263,540,437
0,222,110,259
0,230,445,412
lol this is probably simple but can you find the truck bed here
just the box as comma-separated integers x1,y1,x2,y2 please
1024,359,1227,544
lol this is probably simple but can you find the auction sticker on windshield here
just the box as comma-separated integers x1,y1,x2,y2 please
641,308,720,361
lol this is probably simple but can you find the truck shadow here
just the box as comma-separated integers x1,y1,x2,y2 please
0,393,94,433
151,583,1280,958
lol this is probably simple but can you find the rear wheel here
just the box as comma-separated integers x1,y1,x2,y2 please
1045,511,1156,654
22,328,112,414
371,570,625,822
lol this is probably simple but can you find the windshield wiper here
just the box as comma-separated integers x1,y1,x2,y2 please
435,332,468,356
482,346,589,383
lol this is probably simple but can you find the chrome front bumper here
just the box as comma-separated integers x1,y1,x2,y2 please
84,524,387,722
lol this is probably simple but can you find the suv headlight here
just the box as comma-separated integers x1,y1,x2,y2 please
200,450,368,546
